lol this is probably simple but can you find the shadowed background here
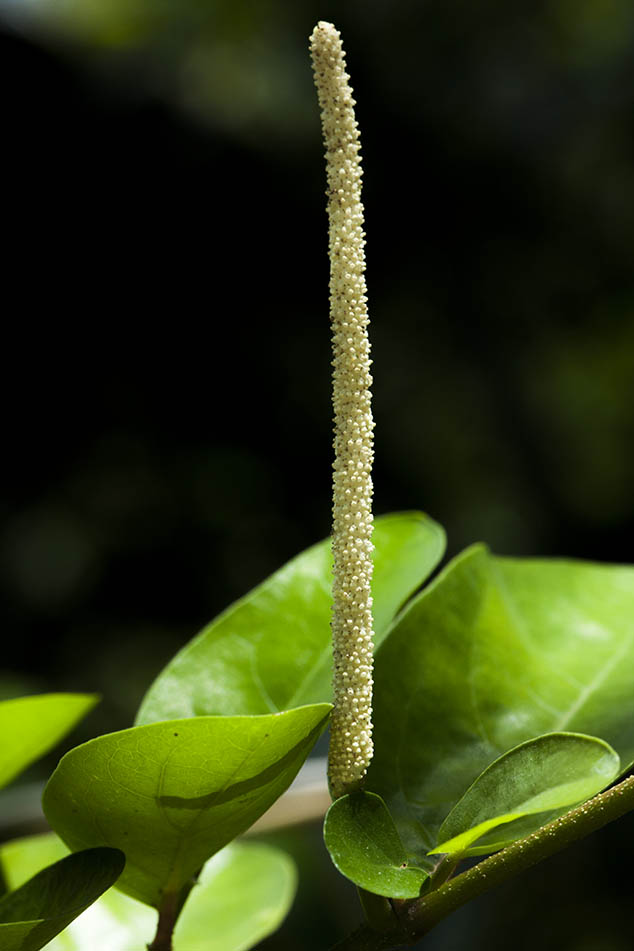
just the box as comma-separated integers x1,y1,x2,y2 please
1,0,633,947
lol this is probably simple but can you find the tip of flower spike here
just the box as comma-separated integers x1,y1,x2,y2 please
310,21,339,46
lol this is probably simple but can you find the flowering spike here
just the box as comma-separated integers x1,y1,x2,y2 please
310,21,375,800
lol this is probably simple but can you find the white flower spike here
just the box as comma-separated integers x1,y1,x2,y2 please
310,21,375,800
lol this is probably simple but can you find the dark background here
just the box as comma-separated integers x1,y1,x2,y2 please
1,0,633,947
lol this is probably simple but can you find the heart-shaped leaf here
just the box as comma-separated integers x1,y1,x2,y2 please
430,732,620,856
0,695,97,790
43,705,330,908
0,833,295,951
324,792,429,899
368,545,634,858
136,512,445,723
0,847,124,951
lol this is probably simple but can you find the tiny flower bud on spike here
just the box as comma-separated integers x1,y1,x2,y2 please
310,21,375,800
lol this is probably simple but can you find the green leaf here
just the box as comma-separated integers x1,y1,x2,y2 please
1,836,70,892
43,705,330,908
0,695,97,790
1,833,155,951
0,834,295,951
430,732,620,856
172,841,296,951
136,512,445,723
324,792,429,899
0,847,124,951
368,546,634,858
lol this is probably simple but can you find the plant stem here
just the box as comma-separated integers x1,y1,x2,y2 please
357,888,399,932
147,885,189,951
426,853,459,890
330,774,634,950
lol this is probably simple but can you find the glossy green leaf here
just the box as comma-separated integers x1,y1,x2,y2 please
369,545,634,858
430,732,620,856
136,512,445,723
324,792,428,899
0,695,97,790
1,834,295,951
43,705,330,908
0,847,124,951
